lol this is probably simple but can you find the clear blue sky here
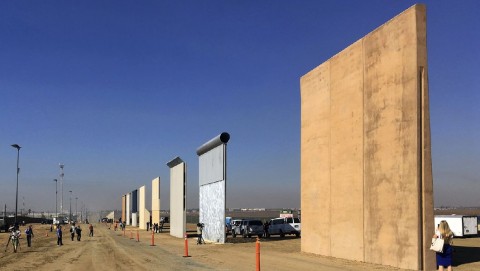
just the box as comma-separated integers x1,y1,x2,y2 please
1,1,478,213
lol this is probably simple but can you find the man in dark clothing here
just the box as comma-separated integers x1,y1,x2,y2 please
57,225,63,246
76,225,82,241
25,225,34,247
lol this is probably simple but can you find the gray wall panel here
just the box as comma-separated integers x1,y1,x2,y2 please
199,144,225,186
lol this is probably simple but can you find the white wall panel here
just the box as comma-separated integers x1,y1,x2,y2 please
126,193,131,225
200,180,225,243
170,162,186,238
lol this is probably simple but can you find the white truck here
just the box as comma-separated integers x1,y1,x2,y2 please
434,215,478,237
267,217,301,237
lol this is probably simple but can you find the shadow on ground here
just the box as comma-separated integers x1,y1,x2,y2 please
453,245,480,267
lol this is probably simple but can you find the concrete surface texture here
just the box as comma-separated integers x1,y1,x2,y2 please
139,185,146,230
169,160,187,238
152,177,161,225
121,194,126,224
200,180,226,243
131,189,138,227
300,4,434,270
126,192,131,225
131,212,137,227
198,140,227,244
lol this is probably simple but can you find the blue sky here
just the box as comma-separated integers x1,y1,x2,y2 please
0,1,478,213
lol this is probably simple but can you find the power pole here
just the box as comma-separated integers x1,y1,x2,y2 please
59,163,64,214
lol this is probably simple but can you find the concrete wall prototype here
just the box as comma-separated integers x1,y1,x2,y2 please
121,195,126,224
139,186,146,230
167,157,187,238
131,189,138,227
300,5,434,270
197,133,230,244
126,193,131,225
152,177,161,225
199,180,225,242
144,209,151,227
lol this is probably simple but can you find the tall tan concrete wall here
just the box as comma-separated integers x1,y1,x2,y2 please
121,195,126,224
139,186,146,230
300,5,434,270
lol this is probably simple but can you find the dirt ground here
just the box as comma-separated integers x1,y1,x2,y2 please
0,223,479,271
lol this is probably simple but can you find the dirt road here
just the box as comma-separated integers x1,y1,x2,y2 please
1,223,479,270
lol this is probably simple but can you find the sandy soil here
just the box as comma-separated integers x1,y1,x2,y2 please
1,223,479,271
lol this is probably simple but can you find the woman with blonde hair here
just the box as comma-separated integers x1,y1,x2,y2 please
433,220,454,271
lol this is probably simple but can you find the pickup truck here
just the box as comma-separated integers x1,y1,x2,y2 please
267,217,301,237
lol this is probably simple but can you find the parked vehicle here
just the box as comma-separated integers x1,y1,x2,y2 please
0,219,9,233
267,217,301,237
434,215,478,237
231,219,263,238
240,220,264,238
41,219,53,224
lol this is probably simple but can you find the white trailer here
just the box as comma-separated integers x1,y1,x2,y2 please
434,215,478,237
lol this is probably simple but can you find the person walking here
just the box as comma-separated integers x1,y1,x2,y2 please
89,224,94,237
25,225,34,247
70,224,76,241
434,220,454,271
196,223,204,245
160,220,165,233
263,221,270,238
56,225,63,246
76,225,82,241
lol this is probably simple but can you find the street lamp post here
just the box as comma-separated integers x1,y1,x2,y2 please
11,144,21,225
53,179,58,218
59,164,64,215
75,197,78,222
69,190,72,223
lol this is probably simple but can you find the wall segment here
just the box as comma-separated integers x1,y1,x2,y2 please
300,4,434,270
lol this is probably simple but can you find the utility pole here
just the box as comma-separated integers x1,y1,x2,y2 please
11,144,21,225
53,179,58,217
75,197,78,222
59,163,64,214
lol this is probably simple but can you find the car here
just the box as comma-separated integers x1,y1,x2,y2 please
233,219,264,238
267,217,301,237
41,219,53,224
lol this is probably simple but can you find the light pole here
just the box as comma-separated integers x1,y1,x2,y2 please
75,197,78,222
53,179,58,218
11,144,21,225
59,164,64,214
69,190,72,223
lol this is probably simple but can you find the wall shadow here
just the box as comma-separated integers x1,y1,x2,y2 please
453,245,480,267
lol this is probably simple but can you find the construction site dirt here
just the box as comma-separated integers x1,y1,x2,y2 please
0,223,479,270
